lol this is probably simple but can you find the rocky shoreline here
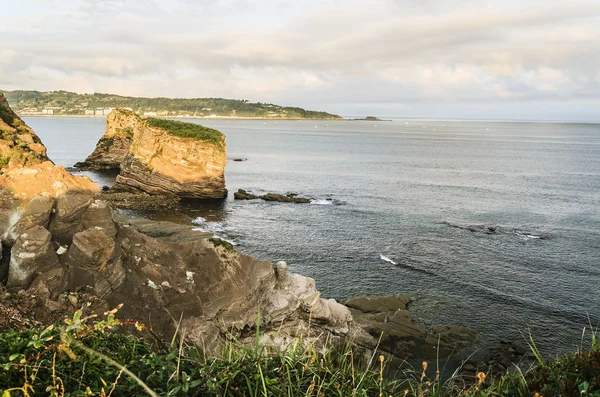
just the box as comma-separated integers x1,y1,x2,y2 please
0,95,526,376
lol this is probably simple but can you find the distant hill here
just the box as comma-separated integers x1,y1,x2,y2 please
2,90,342,120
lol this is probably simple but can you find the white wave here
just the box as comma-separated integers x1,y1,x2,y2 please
379,254,397,265
211,235,239,246
192,216,206,224
310,199,333,205
192,220,225,233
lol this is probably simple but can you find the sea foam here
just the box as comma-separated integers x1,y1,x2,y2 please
379,254,398,265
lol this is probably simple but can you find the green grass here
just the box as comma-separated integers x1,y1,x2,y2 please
0,308,598,396
146,118,225,150
0,155,9,167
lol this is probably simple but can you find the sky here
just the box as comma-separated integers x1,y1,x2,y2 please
1,0,599,120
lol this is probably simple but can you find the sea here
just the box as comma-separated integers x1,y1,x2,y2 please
24,116,600,359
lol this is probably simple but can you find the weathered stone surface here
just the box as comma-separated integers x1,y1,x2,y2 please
3,195,55,246
74,109,137,170
7,226,61,290
64,228,122,298
0,92,99,200
344,294,411,313
81,200,117,238
84,110,229,198
48,193,94,244
348,295,478,360
0,91,49,167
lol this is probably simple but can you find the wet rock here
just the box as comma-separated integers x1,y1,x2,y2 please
344,294,411,313
99,191,180,211
7,226,61,291
233,189,311,203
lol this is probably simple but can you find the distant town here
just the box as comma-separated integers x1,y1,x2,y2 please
2,90,342,120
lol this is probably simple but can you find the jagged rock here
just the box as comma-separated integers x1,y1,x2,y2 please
234,189,312,203
0,92,99,200
7,226,61,291
3,195,55,246
28,267,67,300
48,193,94,245
99,191,180,211
233,189,259,200
344,294,411,313
81,110,229,199
0,91,49,168
65,228,123,298
81,200,117,238
74,109,137,170
348,295,478,360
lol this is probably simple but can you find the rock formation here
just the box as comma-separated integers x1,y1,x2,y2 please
74,109,138,170
234,189,311,203
0,97,477,366
79,109,227,199
0,91,99,200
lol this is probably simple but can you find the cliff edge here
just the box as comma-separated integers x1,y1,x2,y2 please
81,109,227,199
74,108,137,170
0,91,99,199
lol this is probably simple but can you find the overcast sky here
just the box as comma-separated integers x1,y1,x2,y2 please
1,0,599,120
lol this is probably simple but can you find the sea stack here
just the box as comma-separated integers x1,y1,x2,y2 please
75,108,138,170
82,109,228,199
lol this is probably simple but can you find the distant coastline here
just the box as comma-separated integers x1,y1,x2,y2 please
3,89,343,120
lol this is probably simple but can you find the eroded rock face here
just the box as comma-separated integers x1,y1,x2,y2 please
7,226,60,291
0,91,49,168
0,92,99,200
114,120,227,198
74,109,137,170
80,109,228,199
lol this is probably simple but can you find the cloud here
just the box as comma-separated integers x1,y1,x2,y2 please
1,0,599,119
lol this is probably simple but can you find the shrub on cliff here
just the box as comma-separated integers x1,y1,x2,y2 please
146,118,224,150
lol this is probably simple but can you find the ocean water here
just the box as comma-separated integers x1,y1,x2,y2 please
25,116,600,357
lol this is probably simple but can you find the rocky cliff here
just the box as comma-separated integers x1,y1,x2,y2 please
0,91,49,168
81,109,227,199
0,91,99,199
74,109,137,170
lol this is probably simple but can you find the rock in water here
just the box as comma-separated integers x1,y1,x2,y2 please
89,113,228,198
74,109,138,170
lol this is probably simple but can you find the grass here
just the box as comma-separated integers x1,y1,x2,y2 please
146,118,224,150
0,306,598,396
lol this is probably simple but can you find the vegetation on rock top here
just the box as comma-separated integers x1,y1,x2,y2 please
146,118,225,150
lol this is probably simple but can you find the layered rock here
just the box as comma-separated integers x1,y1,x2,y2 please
80,109,227,199
74,109,137,170
0,91,99,200
0,91,49,168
